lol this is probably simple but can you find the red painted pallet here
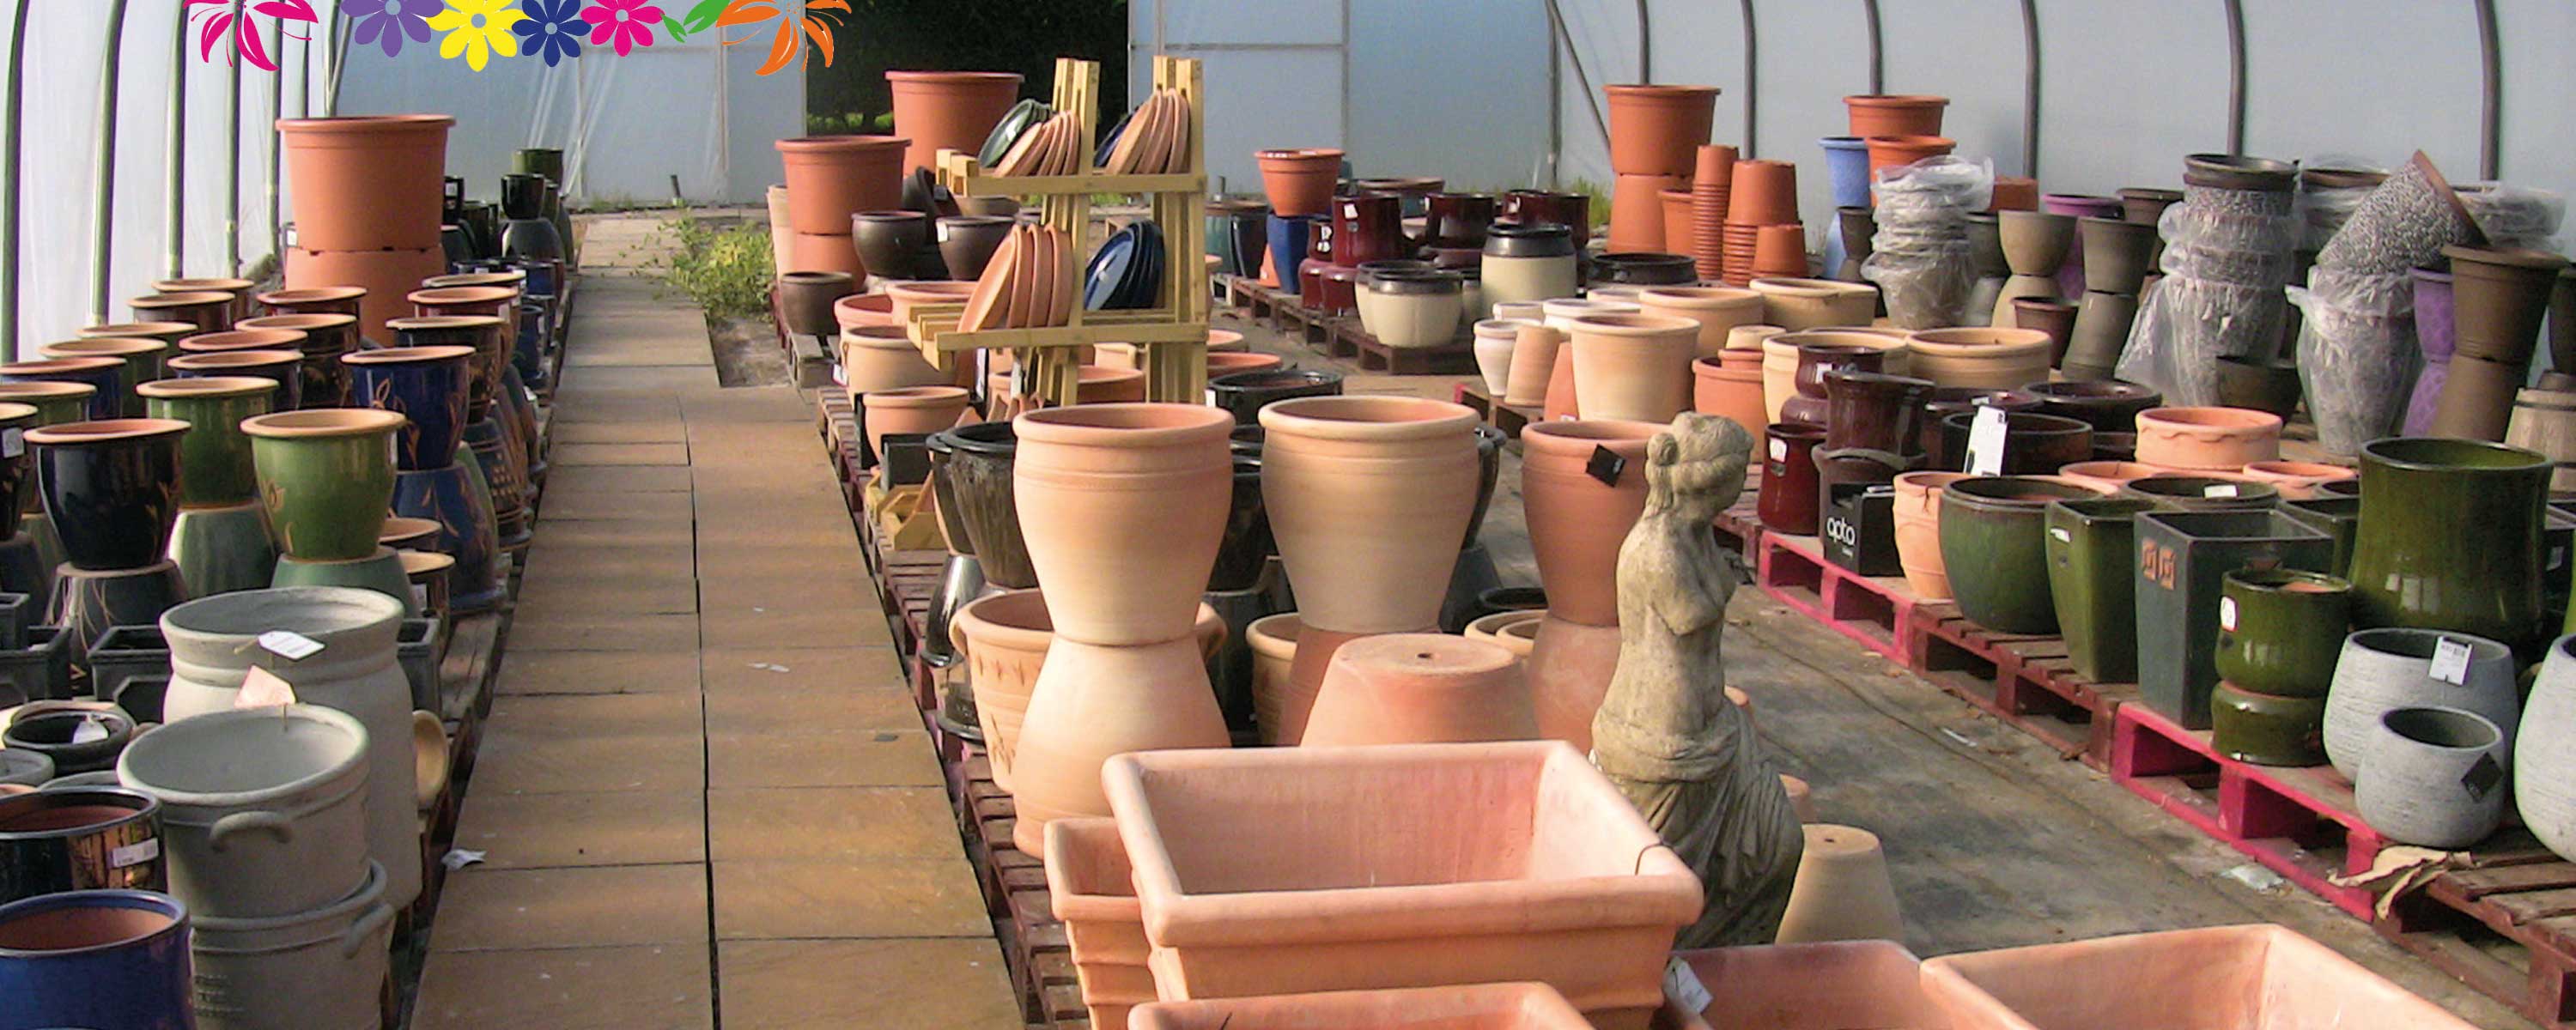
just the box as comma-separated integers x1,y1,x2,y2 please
2109,703,2384,918
2377,838,2576,1029
1905,603,2137,770
1755,530,1919,665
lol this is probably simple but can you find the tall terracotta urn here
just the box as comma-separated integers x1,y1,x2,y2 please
1521,420,1662,626
886,71,1024,175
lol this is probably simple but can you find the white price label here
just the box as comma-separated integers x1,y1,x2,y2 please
1962,405,2008,476
1769,437,1788,462
68,714,109,745
2429,637,2473,685
2203,483,2239,499
2218,596,2238,633
1,427,21,458
2048,526,2072,543
257,630,325,660
1204,389,1216,407
1662,955,1713,1015
109,837,161,869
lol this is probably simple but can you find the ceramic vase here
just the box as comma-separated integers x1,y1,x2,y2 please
2354,706,2508,848
2345,437,2549,649
1521,421,1661,627
27,419,187,571
2322,627,2519,780
2518,633,2576,863
0,888,195,1030
1259,397,1478,635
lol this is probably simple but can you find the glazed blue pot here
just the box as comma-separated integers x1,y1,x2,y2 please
513,300,550,391
3,360,125,421
1266,214,1321,294
345,345,472,470
1822,136,1872,209
0,888,195,1030
27,419,187,571
173,351,303,412
396,457,503,615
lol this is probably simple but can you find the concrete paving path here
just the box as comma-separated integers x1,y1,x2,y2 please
409,217,1017,1029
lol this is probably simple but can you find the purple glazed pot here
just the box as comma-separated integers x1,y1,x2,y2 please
2044,193,2125,300
2403,268,2455,434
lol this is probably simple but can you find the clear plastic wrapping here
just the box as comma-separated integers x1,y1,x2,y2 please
2458,181,2567,251
1862,157,1992,329
2116,196,2303,403
2292,267,2421,457
2298,157,2390,251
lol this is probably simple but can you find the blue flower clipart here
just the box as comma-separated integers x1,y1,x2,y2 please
514,0,586,65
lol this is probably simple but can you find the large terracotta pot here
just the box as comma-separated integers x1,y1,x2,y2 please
276,115,453,251
952,589,1224,792
1009,633,1231,854
886,70,1023,175
1750,277,1878,330
1258,397,1479,634
1604,84,1718,177
2345,437,2550,648
1844,94,1947,137
1245,614,1303,746
1690,357,1768,443
1892,471,1968,598
1637,286,1763,357
861,385,970,459
1520,420,1662,626
1862,135,1953,183
839,325,951,395
1301,633,1536,747
1256,149,1343,217
283,245,443,343
1905,327,2053,389
241,409,404,563
1566,314,1697,422
1012,403,1233,646
775,136,908,236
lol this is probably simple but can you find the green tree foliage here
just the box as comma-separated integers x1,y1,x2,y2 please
807,0,1127,128
651,213,778,320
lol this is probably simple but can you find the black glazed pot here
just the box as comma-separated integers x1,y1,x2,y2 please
1589,252,1698,286
1229,425,1264,457
1207,368,1344,426
1935,410,2093,476
854,211,932,282
937,421,1035,590
0,786,163,903
499,173,547,221
936,215,1015,282
27,419,187,571
2021,379,2164,433
1209,455,1274,593
1463,425,1506,548
924,431,976,557
1920,388,2041,468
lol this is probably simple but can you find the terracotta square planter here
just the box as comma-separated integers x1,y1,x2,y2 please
1663,940,1937,1029
1921,924,2474,1029
1045,817,1155,1030
1132,983,1595,1029
1102,742,1702,1030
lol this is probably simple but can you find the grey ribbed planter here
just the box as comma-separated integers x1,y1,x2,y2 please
2522,633,2576,863
2322,627,2520,782
2353,706,2507,848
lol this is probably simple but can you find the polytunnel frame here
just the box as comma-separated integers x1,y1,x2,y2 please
0,0,338,360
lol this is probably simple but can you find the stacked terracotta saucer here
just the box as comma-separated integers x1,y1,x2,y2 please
963,224,1078,330
1689,144,1736,281
1722,160,1799,285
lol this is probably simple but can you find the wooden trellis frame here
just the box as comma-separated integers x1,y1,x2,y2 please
907,57,1210,408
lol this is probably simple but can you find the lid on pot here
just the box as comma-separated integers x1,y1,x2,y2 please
1364,269,1464,295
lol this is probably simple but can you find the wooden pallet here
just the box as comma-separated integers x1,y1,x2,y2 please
2109,702,2385,918
953,755,1088,1027
1223,273,1477,374
1756,530,1919,665
1905,603,2137,769
2379,839,2576,1029
1451,381,1535,439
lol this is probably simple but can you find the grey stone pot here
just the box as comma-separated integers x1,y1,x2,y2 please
2322,627,2520,781
190,857,395,1030
2353,705,2507,849
114,703,371,918
2521,633,2576,863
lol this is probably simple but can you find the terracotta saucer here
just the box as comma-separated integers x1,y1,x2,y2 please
962,227,1019,331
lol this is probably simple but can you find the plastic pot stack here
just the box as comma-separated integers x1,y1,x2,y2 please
775,135,908,277
277,116,455,342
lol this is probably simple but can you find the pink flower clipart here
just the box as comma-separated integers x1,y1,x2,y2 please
580,0,662,56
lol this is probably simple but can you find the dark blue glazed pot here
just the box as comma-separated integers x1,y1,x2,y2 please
2,359,125,420
1266,214,1321,294
25,419,187,571
0,888,194,1030
167,349,304,413
345,345,472,470
395,461,503,615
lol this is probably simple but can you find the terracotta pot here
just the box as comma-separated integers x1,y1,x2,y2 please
1759,421,1829,535
1844,94,1948,138
1503,324,1563,408
1244,614,1303,745
1776,823,1905,944
1691,357,1769,443
1905,327,2053,389
886,70,1023,174
1726,160,1799,227
1604,84,1717,177
2446,245,2568,367
241,409,404,562
1098,742,1700,1027
775,136,908,236
952,589,1223,791
276,115,453,251
1042,818,1154,1029
1302,633,1536,746
1566,314,1698,421
1131,983,1594,1030
1473,319,1525,396
1921,924,2479,1030
1892,471,1969,598
1659,188,1695,261
1749,277,1872,330
1261,397,1478,634
837,326,949,396
1257,149,1343,217
2237,460,2352,500
1012,403,1233,646
1862,135,1953,184
1606,174,1686,251
1521,420,1661,626
1069,365,1147,404
1636,286,1761,357
2132,407,2281,470
282,245,443,342
1010,633,1232,854
862,385,970,459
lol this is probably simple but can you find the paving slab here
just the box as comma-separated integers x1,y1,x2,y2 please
412,943,713,1030
714,938,1019,1030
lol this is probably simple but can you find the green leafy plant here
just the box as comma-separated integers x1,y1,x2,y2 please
648,211,775,320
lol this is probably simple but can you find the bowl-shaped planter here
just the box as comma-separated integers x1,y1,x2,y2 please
1102,742,1703,1029
2132,407,2281,470
1938,477,2099,633
2235,459,2352,500
1932,410,2093,476
2323,627,2519,780
2354,706,2507,849
1921,924,2476,1030
1133,983,1597,1030
1012,403,1233,646
2020,379,2161,433
1907,328,2053,391
242,409,404,563
1520,420,1662,625
1260,397,1479,635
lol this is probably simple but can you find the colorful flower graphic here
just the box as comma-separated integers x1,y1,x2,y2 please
189,0,319,70
513,0,585,65
343,0,441,58
427,0,528,70
580,0,664,57
671,0,846,76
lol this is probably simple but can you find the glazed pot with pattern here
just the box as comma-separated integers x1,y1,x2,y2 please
0,403,39,540
2213,568,2351,699
1759,421,1830,536
241,410,403,563
1938,476,2099,633
26,419,187,570
1893,471,1970,599
130,291,233,336
1845,94,1947,137
136,379,276,597
2346,437,2550,649
341,346,472,471
2044,497,2160,682
1521,420,1662,626
35,340,164,418
1260,397,1479,634
235,313,360,408
1012,403,1233,646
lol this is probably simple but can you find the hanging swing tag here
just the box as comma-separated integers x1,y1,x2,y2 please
2203,482,2239,499
257,630,325,661
0,427,21,459
2218,596,2238,633
1587,445,1627,486
2429,637,2473,686
1662,955,1713,1015
235,666,300,710
68,713,110,745
1962,405,2008,476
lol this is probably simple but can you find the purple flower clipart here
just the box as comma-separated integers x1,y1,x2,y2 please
344,0,441,58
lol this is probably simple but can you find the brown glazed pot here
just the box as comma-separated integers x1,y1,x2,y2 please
1823,370,1933,454
1759,421,1830,535
2010,299,2078,367
1934,410,2093,475
775,271,856,337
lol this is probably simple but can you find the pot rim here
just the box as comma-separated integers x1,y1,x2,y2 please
340,344,476,367
2224,566,2352,593
39,338,165,359
1542,298,1640,318
276,113,453,135
2,356,123,374
134,375,277,398
860,385,970,409
2376,705,2502,753
2242,459,2354,479
115,704,369,810
2137,406,2283,433
163,585,404,640
166,349,301,372
1910,327,2053,354
2021,379,2158,401
884,70,1024,84
1845,93,1948,107
400,550,454,576
80,321,199,338
1749,276,1873,299
776,270,857,287
153,277,254,293
1017,401,1232,447
1565,312,1698,338
386,315,507,332
1945,475,2101,506
1255,148,1344,163
406,286,518,306
178,329,308,354
1244,612,1303,657
418,272,523,290
236,314,357,333
1637,285,1760,309
2123,474,2279,500
2349,626,2511,663
774,134,908,154
0,785,159,841
2360,436,2549,472
0,888,186,958
1522,417,1664,455
23,417,190,445
0,380,97,403
239,408,407,439
379,516,442,543
1258,396,1476,440
1211,368,1342,392
131,290,234,309
191,859,388,945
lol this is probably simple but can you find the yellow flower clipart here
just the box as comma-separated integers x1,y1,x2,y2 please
428,0,527,70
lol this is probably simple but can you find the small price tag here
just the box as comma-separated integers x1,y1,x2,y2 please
2048,526,2073,543
411,584,431,611
2463,753,2505,801
68,714,109,745
1587,445,1627,486
1662,955,1713,1015
1,427,21,458
1768,437,1788,462
1203,389,1217,407
1962,405,2008,476
2218,596,2238,633
257,630,325,661
109,837,161,869
235,666,299,709
2203,482,2239,499
2429,637,2473,686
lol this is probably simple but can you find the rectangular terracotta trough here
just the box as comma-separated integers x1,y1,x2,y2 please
1102,741,1704,1030
1660,940,1941,1029
1044,816,1156,1030
1129,982,1596,1029
1919,924,2476,1029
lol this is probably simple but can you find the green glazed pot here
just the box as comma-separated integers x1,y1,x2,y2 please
2044,497,2160,683
2211,682,2327,766
2348,437,2551,651
2213,568,2352,698
243,409,404,561
0,380,98,428
2118,474,2281,512
39,338,167,417
2278,496,2361,578
270,546,422,616
1938,476,2101,633
138,376,274,508
169,500,279,597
